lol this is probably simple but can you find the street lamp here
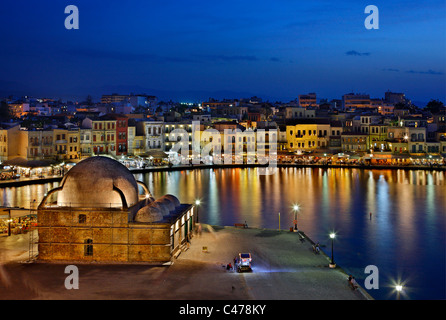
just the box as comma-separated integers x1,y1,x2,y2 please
395,284,403,300
292,204,299,232
329,232,336,268
7,219,12,237
195,199,201,223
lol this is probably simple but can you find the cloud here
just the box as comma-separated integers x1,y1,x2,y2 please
405,69,444,75
382,68,400,72
270,57,281,62
194,54,258,62
345,50,371,56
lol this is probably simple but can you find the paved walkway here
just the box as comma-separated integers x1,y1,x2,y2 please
175,225,369,300
0,225,370,300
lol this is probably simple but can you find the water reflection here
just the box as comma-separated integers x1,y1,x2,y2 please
1,168,445,300
0,182,59,208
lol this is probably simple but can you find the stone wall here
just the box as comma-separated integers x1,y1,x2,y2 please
37,207,176,263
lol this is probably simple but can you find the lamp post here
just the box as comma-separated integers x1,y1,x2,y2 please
395,284,403,300
293,204,299,232
7,210,11,237
195,199,201,223
329,232,336,268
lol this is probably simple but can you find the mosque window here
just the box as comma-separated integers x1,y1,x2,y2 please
84,239,93,256
78,214,86,224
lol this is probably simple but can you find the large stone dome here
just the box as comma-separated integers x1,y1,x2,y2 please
56,156,139,208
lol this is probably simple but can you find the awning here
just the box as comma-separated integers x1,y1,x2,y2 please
143,150,168,159
2,157,59,168
311,151,334,157
409,154,443,160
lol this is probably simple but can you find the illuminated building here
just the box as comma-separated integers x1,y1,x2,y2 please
37,156,195,263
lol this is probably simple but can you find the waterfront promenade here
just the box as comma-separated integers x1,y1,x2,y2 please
0,224,369,300
0,161,444,189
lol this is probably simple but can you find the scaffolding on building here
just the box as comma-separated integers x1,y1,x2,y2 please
27,200,39,262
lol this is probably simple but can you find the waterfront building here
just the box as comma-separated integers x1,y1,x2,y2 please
408,127,427,154
341,132,369,153
0,124,25,161
82,114,124,156
67,129,80,160
79,128,92,159
53,128,69,161
387,126,410,154
277,124,288,151
51,127,80,161
440,138,446,156
328,121,344,153
128,119,146,156
36,156,195,263
163,122,194,153
425,141,441,154
113,114,129,156
27,129,54,160
143,121,164,151
369,124,389,152
286,119,330,152
127,121,136,156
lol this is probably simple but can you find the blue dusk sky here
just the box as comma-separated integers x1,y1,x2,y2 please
0,0,445,104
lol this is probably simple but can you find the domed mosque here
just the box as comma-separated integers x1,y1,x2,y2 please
37,156,196,263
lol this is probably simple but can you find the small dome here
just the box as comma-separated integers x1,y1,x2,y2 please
163,194,181,208
151,201,170,216
56,156,139,208
135,205,163,223
158,197,176,212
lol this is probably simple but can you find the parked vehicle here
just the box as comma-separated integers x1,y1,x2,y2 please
237,252,252,272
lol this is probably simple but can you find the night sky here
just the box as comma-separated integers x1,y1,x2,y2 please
0,0,445,104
